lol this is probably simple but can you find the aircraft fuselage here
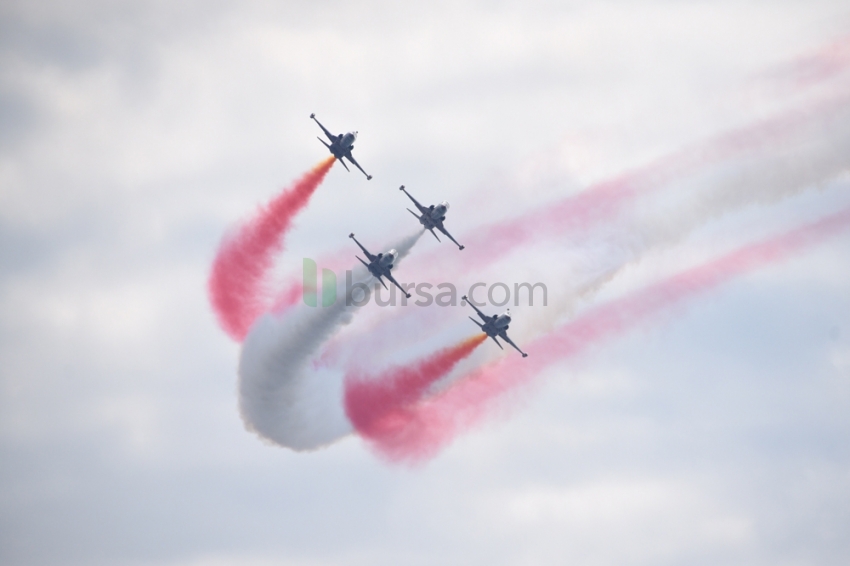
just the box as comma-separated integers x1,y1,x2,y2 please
310,114,373,180
481,312,511,337
328,132,357,158
363,249,398,279
462,296,526,357
417,202,449,230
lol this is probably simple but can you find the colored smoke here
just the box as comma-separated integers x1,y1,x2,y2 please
407,96,850,283
363,208,850,464
344,334,487,456
328,97,850,367
237,231,425,450
208,156,335,341
214,42,850,464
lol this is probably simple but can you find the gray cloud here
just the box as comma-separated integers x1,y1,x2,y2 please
2,1,850,565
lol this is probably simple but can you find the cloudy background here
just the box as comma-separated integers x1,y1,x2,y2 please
2,1,850,565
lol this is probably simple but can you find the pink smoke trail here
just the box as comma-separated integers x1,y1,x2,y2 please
404,96,850,284
775,35,850,90
344,334,488,455
208,156,335,341
361,207,850,464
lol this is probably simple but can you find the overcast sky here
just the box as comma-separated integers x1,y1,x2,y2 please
2,1,850,565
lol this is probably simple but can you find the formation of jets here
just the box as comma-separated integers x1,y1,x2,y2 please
311,113,527,358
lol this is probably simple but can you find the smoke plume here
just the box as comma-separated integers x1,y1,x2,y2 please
208,156,335,341
344,334,487,457
237,231,424,449
359,208,850,463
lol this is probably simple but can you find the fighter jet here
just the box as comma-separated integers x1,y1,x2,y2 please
310,113,372,180
462,295,528,357
349,233,411,298
399,185,465,250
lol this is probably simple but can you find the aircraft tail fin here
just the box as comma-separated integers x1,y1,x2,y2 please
468,317,484,328
355,256,370,270
428,228,441,242
491,336,504,349
337,157,350,172
317,136,331,149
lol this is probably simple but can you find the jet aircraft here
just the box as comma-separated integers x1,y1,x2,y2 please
349,233,411,298
462,295,528,357
399,185,465,250
310,113,372,180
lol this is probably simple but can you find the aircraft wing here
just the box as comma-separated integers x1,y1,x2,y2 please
310,114,338,143
400,185,428,214
349,233,377,262
383,269,411,298
374,274,389,291
344,151,372,180
498,329,528,357
435,221,465,250
462,295,489,321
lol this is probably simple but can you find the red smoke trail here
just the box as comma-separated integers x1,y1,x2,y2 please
344,334,488,455
364,207,850,464
208,156,335,341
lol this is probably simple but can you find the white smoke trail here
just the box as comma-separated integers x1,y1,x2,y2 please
237,230,424,450
518,97,850,335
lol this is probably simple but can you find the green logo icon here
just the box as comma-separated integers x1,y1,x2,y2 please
302,258,337,307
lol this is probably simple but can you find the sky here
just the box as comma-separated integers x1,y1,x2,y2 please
1,1,850,565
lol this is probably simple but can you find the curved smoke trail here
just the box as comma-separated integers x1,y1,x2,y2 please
237,97,850,457
357,207,850,464
220,42,850,465
344,334,487,457
238,230,424,450
208,156,335,341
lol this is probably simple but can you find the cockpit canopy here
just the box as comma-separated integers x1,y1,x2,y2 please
440,200,450,210
379,249,398,267
493,310,512,327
